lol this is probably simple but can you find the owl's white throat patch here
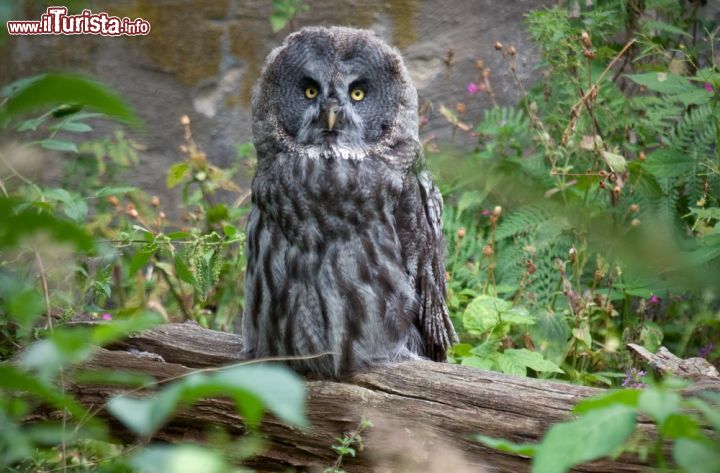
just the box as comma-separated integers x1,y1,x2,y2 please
302,144,368,161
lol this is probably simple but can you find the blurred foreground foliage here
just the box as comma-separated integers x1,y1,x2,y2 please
0,0,719,472
431,1,719,471
0,73,306,472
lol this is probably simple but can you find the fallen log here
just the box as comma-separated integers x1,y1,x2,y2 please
55,322,718,472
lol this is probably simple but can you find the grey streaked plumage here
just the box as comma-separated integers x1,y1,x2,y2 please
243,26,457,377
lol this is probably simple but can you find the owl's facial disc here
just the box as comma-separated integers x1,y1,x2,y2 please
294,81,368,152
257,27,418,160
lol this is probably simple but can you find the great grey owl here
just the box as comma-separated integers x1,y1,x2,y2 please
243,26,457,377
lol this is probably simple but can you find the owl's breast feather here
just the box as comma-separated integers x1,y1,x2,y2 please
253,149,405,246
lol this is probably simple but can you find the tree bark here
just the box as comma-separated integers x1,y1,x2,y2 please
58,322,718,472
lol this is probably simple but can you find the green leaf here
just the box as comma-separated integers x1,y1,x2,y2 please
461,355,494,370
0,365,91,421
40,139,78,153
532,405,637,473
94,186,137,197
108,395,168,437
90,311,163,346
109,363,307,437
673,439,720,473
53,121,93,133
463,295,533,334
496,352,527,376
661,413,699,439
0,197,93,251
173,254,195,285
573,389,641,415
213,364,308,428
166,231,191,240
503,348,564,374
128,247,155,275
222,224,238,238
626,72,712,105
475,435,537,457
63,196,88,222
167,162,190,189
601,151,626,172
17,115,47,132
0,73,139,125
130,444,228,473
638,388,681,426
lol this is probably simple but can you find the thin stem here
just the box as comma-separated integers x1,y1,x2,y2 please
157,264,192,321
34,248,53,331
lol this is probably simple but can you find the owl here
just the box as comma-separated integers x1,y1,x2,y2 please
243,26,456,377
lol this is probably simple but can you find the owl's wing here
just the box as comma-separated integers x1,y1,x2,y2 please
396,163,458,361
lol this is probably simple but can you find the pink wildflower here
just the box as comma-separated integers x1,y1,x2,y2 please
467,82,478,95
101,313,113,320
704,83,714,93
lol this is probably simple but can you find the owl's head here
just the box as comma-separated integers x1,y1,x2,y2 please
252,26,419,161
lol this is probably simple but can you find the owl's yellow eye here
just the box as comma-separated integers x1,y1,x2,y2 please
305,86,319,99
350,88,365,101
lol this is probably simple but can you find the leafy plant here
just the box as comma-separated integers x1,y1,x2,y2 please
476,378,720,473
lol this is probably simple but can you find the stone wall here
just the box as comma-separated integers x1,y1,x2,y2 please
2,0,553,202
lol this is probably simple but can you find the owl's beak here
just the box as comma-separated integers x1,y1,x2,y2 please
327,105,338,131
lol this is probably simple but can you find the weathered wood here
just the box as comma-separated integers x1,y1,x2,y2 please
59,322,719,472
627,343,720,380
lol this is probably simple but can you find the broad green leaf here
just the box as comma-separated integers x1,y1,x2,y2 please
463,295,533,334
626,72,712,104
173,254,195,285
573,389,641,415
109,363,307,437
601,151,626,172
661,413,699,439
638,388,681,426
532,405,637,473
166,231,191,240
572,324,592,347
496,352,527,376
223,224,238,238
640,322,663,353
503,349,564,374
529,308,570,366
0,276,43,334
63,196,88,222
461,355,494,370
130,444,227,473
475,435,537,457
108,395,166,437
167,162,190,189
128,246,156,275
213,364,308,428
0,365,90,420
673,439,720,473
0,197,93,251
0,73,139,125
